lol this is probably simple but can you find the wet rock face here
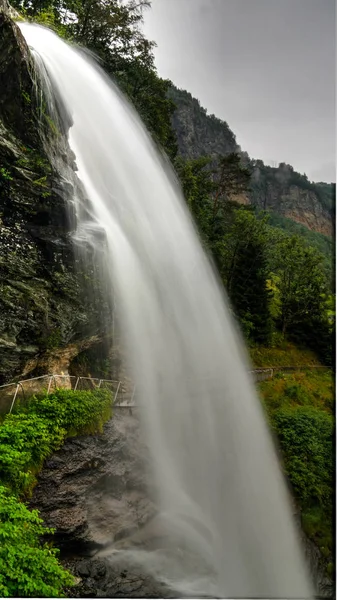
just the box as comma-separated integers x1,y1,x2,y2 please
30,411,157,554
63,556,179,598
30,411,183,598
0,6,39,147
0,8,110,383
31,411,197,598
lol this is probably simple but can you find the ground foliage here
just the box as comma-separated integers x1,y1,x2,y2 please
259,370,334,577
0,388,113,597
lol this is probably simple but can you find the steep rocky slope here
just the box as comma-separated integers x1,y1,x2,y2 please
0,4,110,384
168,86,239,160
249,161,334,237
169,85,334,238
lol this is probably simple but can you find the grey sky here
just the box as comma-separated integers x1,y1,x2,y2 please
143,0,335,182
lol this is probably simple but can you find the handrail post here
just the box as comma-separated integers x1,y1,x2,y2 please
47,375,53,395
74,377,79,391
9,384,20,414
114,381,121,405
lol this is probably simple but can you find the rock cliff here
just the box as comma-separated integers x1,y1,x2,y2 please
168,86,239,160
169,86,334,238
249,161,334,237
0,4,110,384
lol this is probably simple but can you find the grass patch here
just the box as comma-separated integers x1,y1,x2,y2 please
250,339,321,368
0,388,113,597
259,369,334,414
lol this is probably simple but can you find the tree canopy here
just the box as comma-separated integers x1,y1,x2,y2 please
12,0,178,158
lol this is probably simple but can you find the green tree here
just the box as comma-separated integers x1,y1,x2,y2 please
224,210,273,344
12,0,178,158
116,63,178,159
175,156,273,346
270,235,333,363
174,155,214,241
212,152,251,221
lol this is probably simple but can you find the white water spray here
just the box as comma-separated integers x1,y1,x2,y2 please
19,23,313,598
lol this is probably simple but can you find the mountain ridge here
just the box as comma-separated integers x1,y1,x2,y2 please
168,85,334,238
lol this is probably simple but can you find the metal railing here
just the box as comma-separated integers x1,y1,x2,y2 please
249,368,274,382
0,374,136,416
0,365,330,416
248,365,330,383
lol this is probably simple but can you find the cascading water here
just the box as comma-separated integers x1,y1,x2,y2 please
19,22,313,598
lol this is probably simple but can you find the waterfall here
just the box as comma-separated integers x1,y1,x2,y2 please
19,22,313,598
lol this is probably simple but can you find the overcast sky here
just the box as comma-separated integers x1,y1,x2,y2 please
143,0,335,183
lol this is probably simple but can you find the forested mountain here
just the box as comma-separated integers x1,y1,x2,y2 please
169,86,334,238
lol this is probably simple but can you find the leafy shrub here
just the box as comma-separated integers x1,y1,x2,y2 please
24,388,112,435
0,415,66,494
283,382,311,406
1,389,112,495
0,486,74,597
259,372,334,571
270,403,334,574
272,406,333,511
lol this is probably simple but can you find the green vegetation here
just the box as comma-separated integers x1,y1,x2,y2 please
0,389,113,597
212,153,251,220
176,155,334,363
21,90,31,104
16,145,52,174
12,0,177,159
227,212,272,344
259,369,333,414
0,167,13,180
259,370,334,576
313,181,336,214
0,486,74,598
250,340,321,368
267,212,333,280
267,233,333,364
0,388,112,494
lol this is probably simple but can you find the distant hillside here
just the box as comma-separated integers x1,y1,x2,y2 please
248,160,334,237
169,85,334,239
